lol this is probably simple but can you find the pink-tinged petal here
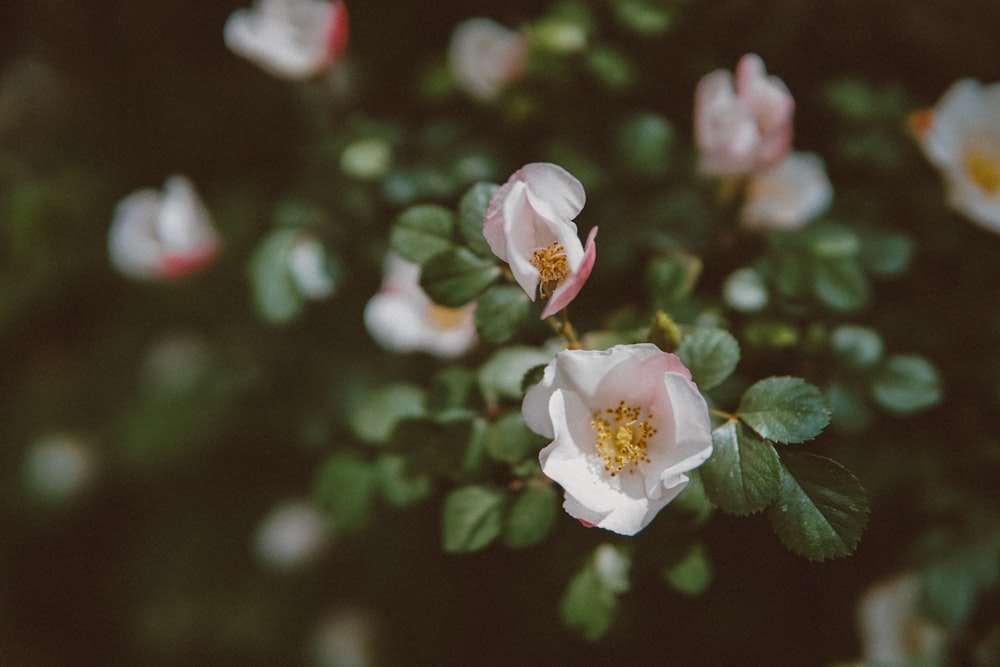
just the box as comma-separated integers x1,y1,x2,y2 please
323,1,349,63
483,178,518,261
160,244,220,278
540,225,596,318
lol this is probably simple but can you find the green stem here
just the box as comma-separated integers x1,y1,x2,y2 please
709,407,737,421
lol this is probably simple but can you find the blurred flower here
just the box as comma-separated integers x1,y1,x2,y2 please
23,433,99,503
309,607,379,667
253,499,331,571
448,18,528,102
287,234,337,300
740,151,833,230
694,53,794,177
108,175,219,280
224,0,349,80
523,344,713,535
364,254,477,358
911,79,1000,232
856,572,946,665
484,163,597,319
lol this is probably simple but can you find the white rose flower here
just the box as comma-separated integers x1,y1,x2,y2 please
364,254,477,358
741,151,833,231
911,78,1000,232
448,18,528,102
108,175,219,280
253,499,331,571
224,0,349,80
484,163,597,319
523,343,713,536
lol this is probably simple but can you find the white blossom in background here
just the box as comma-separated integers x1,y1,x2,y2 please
108,175,220,280
253,499,331,571
448,18,528,102
694,53,794,177
225,0,349,80
364,254,477,358
740,151,833,231
523,344,713,535
484,163,597,319
856,572,946,665
287,234,337,300
308,607,378,667
911,78,1000,232
23,433,99,503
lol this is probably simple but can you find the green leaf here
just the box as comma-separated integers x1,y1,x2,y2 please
614,112,674,177
811,256,869,311
442,485,505,553
738,377,831,444
871,354,942,414
314,453,377,532
389,204,455,264
561,545,630,641
479,346,555,406
723,267,769,313
399,418,484,481
830,324,884,368
427,366,479,422
348,383,426,444
420,247,500,307
249,228,303,324
503,485,558,548
677,328,740,392
484,412,546,464
457,182,499,258
701,421,782,515
859,229,914,276
474,284,531,343
826,381,874,435
767,452,870,560
646,252,702,310
375,454,433,507
663,543,712,596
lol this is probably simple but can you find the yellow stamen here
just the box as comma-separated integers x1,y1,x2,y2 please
530,242,569,299
591,400,657,477
963,148,1000,195
429,303,466,330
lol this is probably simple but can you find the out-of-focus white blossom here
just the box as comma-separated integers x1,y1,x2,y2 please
911,78,1000,232
694,53,794,177
308,607,378,667
287,234,337,300
856,572,946,666
253,499,331,571
484,163,597,319
108,176,220,280
740,152,833,231
225,0,349,80
364,255,477,358
448,18,528,102
23,433,99,503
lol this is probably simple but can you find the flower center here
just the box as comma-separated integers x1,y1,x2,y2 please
529,242,569,299
963,148,1000,195
591,401,657,477
429,303,466,330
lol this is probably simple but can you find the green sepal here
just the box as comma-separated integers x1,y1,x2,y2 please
647,310,681,353
442,485,506,553
701,420,781,515
388,204,456,265
420,247,501,307
503,484,558,548
738,376,831,444
767,452,870,561
677,328,740,392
